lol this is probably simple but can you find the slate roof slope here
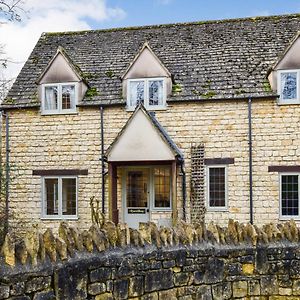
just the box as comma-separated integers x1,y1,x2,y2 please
3,13,300,108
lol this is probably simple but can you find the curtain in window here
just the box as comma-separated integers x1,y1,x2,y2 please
281,72,297,100
45,178,58,215
149,80,163,106
45,86,58,110
62,85,75,110
129,81,144,107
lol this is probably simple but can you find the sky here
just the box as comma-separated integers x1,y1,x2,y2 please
1,0,300,81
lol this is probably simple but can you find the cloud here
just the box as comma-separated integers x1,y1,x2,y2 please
0,0,126,80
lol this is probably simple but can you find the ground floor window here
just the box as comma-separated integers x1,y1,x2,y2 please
42,176,77,219
207,165,227,210
124,166,171,210
280,174,300,217
154,167,171,208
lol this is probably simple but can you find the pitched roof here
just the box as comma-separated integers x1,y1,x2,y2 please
105,104,183,160
4,13,300,108
121,42,172,79
36,46,88,85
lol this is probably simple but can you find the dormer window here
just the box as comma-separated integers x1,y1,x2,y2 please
42,83,77,114
278,70,299,104
37,47,88,115
127,78,166,109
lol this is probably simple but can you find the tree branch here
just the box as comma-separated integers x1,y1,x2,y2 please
0,0,27,22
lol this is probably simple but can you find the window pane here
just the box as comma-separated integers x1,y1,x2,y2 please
149,80,163,106
281,175,299,216
281,72,297,100
154,167,171,208
62,85,75,110
129,81,144,107
209,167,226,207
62,178,77,215
44,86,58,110
126,170,148,207
45,178,58,215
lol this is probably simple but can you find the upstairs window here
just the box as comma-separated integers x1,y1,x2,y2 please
278,70,300,104
127,78,166,109
42,83,77,114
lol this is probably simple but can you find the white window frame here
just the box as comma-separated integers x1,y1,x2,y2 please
206,165,228,212
279,173,300,220
126,77,167,110
277,69,300,105
41,82,78,115
41,176,78,220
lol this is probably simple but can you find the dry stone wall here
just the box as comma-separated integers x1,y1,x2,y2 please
1,220,300,299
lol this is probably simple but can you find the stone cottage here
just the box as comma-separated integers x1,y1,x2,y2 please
2,13,300,232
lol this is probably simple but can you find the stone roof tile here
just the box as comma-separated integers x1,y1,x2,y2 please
4,14,300,107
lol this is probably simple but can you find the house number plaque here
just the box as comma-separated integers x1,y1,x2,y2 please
128,208,146,214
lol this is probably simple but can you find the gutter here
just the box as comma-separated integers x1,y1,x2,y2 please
179,158,187,222
0,94,279,110
1,111,10,235
167,94,279,104
248,97,254,224
100,106,106,214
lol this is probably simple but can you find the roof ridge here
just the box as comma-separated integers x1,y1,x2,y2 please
42,13,300,37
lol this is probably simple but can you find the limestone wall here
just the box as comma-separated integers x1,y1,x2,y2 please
3,98,300,231
1,220,300,299
2,108,102,232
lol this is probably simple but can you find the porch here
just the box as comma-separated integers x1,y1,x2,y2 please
105,105,183,228
108,161,178,228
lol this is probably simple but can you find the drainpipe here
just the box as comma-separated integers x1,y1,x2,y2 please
100,106,106,214
248,97,253,224
1,111,10,235
179,158,187,222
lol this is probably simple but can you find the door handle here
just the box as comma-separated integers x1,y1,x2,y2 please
146,209,149,213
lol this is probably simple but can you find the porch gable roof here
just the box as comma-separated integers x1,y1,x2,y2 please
105,104,183,162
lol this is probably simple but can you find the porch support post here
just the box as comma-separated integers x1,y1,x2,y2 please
108,162,118,224
171,161,178,226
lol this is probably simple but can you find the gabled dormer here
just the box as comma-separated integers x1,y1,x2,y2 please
37,46,88,115
122,42,172,110
268,32,300,105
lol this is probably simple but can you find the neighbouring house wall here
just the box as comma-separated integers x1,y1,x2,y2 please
3,98,300,232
